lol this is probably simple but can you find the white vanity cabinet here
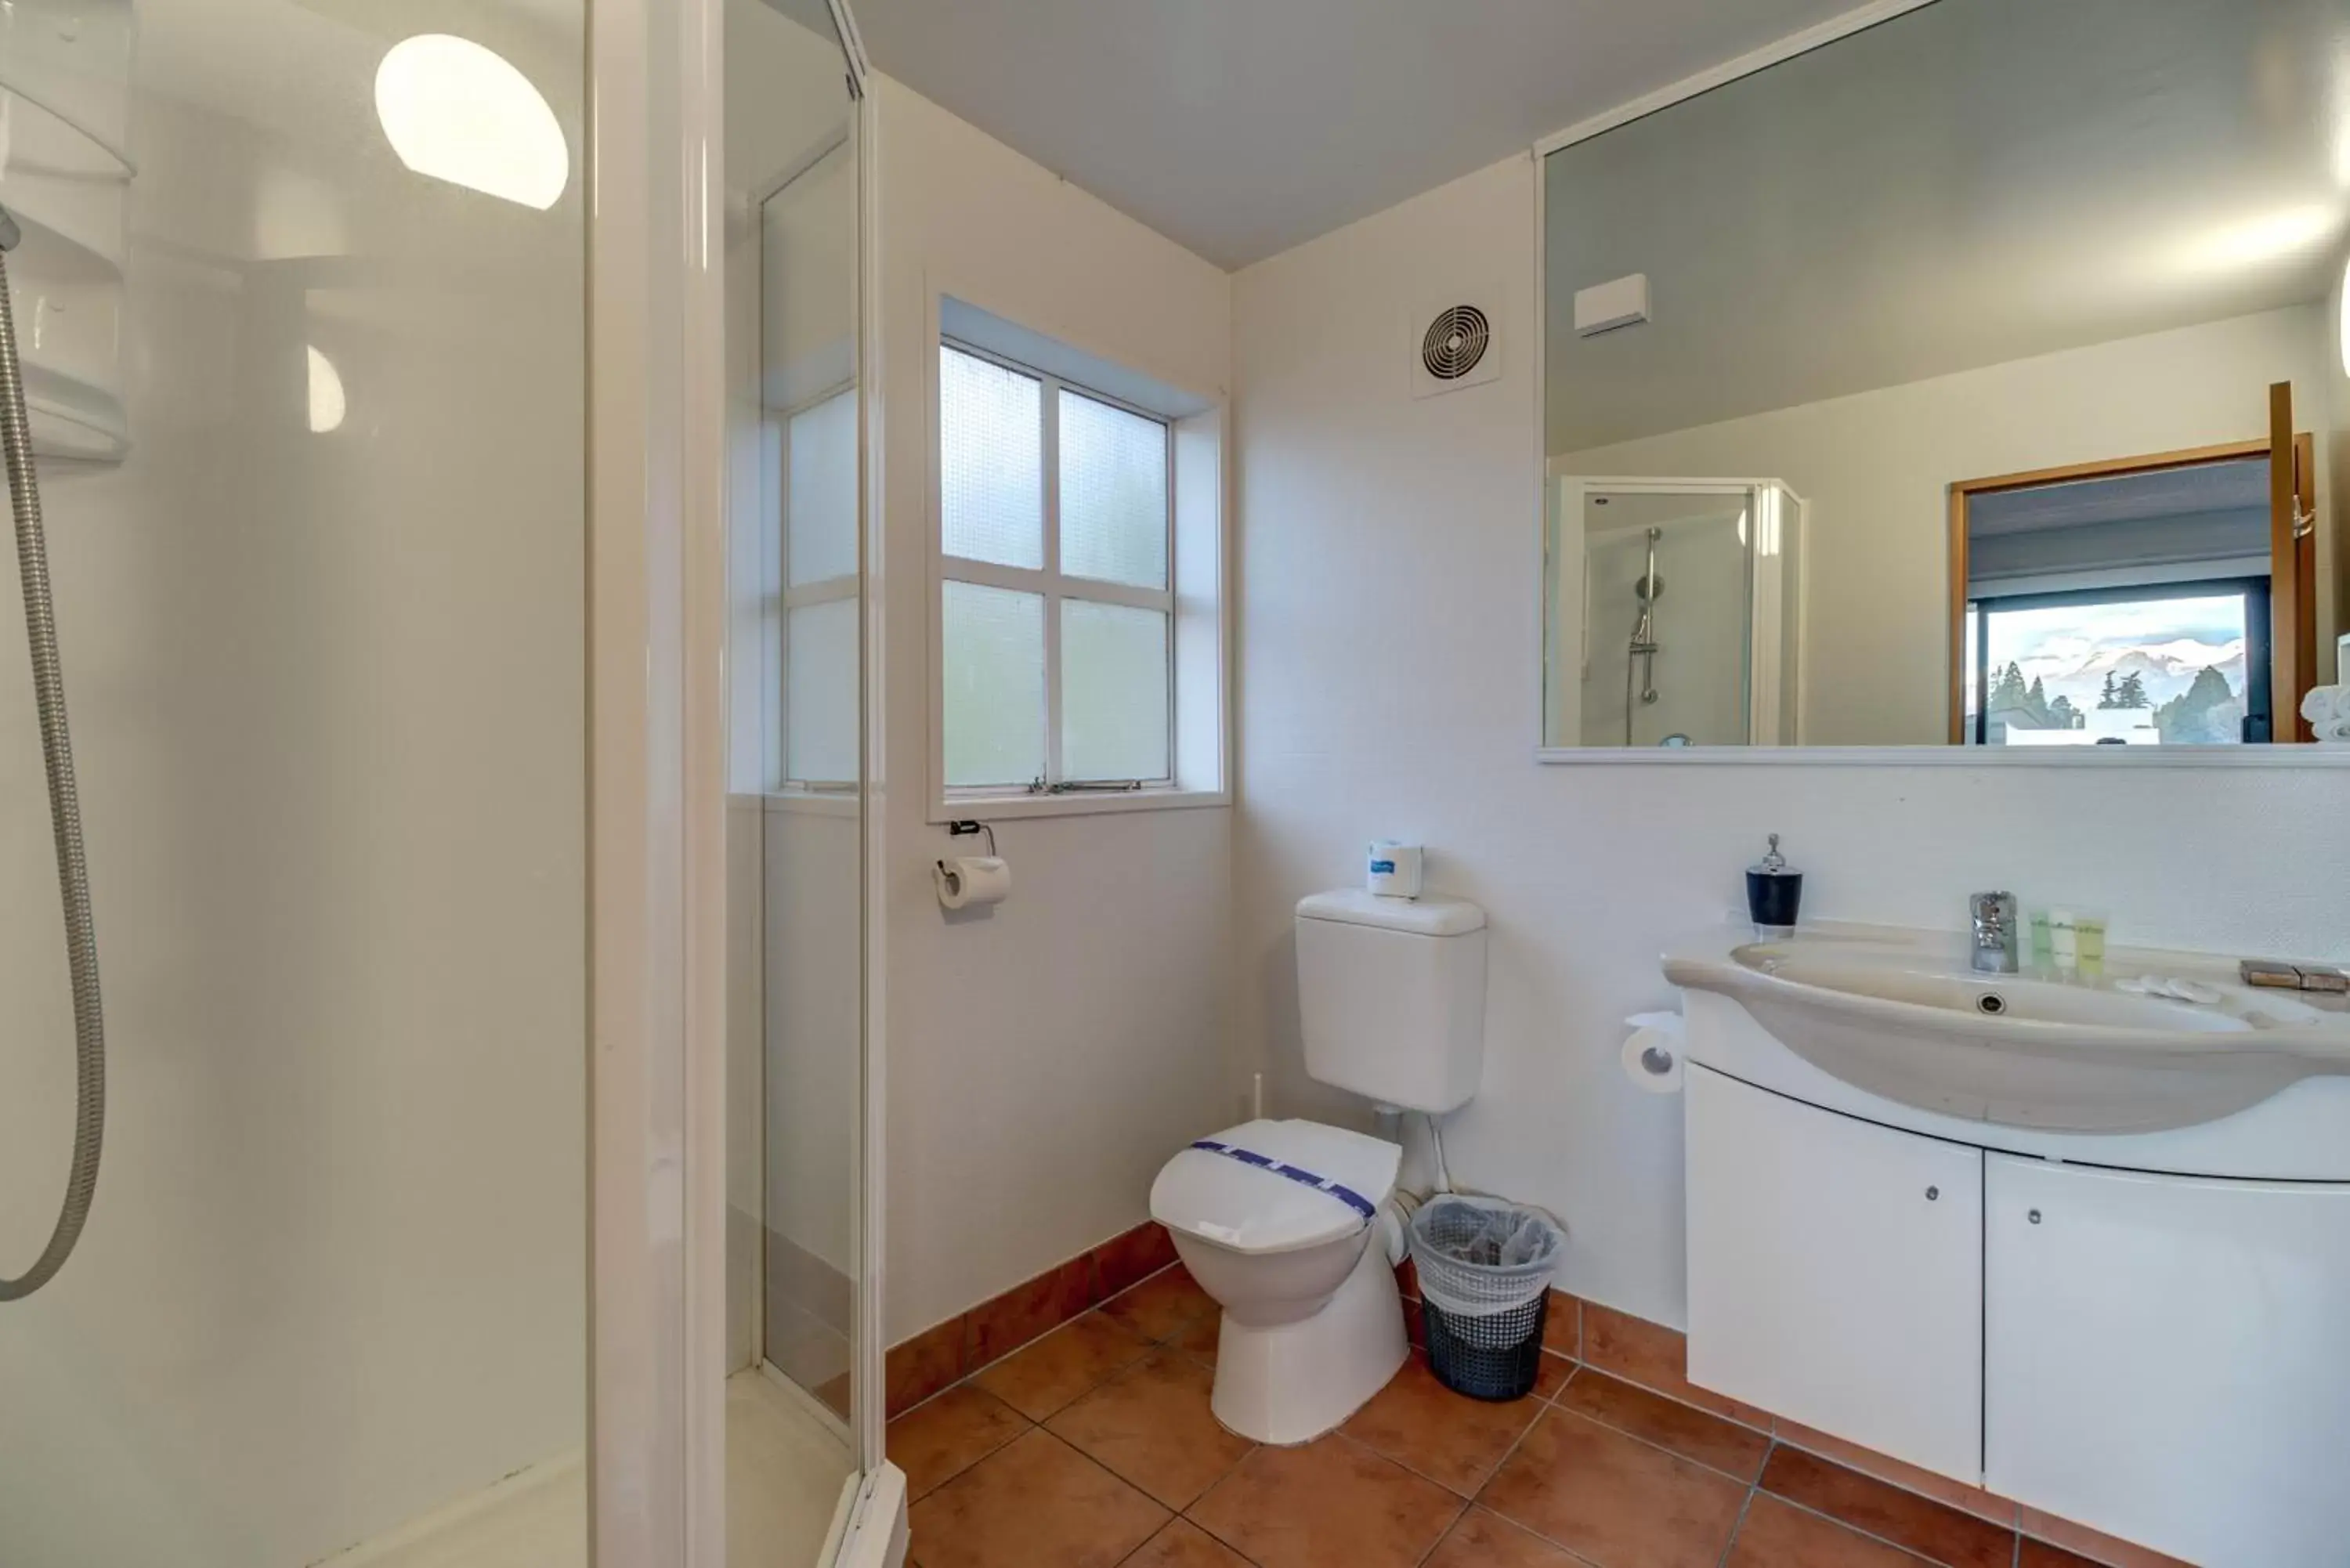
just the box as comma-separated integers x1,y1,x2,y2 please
1685,1066,1984,1483
1984,1156,2350,1568
1685,1058,2350,1568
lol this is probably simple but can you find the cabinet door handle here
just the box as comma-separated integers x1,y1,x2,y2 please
2028,1209,2042,1225
1925,1186,1940,1201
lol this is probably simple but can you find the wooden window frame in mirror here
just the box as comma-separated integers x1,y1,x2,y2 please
1943,403,2315,747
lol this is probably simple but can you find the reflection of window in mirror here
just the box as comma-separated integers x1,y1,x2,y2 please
1950,448,2301,746
757,137,860,792
1539,0,2346,751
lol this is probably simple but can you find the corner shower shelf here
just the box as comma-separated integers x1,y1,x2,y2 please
0,77,133,463
23,362,128,463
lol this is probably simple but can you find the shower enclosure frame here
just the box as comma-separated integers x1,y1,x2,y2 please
1546,475,1807,748
589,0,898,1563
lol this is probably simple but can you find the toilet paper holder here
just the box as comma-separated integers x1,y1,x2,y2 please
946,819,998,856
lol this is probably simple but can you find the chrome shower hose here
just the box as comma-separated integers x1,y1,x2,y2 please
0,229,107,1301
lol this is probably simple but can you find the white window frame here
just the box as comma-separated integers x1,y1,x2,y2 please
924,298,1228,822
938,336,1176,794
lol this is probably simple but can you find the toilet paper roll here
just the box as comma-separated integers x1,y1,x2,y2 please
935,855,1012,910
1621,1011,1685,1094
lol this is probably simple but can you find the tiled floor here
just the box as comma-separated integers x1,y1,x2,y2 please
891,1263,2150,1568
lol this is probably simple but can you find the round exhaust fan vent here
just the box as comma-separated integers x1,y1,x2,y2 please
1421,305,1491,381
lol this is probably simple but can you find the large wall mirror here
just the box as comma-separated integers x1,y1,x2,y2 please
1542,0,2349,752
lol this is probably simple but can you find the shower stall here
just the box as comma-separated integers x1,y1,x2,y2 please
1547,476,1807,748
0,1,893,1564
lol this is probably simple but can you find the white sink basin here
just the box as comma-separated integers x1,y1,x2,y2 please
1664,929,2348,1133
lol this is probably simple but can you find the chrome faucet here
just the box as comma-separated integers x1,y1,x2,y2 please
1969,891,2019,974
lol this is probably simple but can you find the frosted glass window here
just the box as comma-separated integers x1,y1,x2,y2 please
942,581,1046,786
786,598,859,782
1058,392,1168,589
940,347,1043,569
1061,600,1170,781
787,390,858,587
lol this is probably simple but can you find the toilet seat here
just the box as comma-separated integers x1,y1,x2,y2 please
1152,1118,1401,1255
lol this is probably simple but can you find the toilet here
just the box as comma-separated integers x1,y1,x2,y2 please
1150,889,1488,1443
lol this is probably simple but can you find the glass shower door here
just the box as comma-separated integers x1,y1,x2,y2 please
722,0,874,1561
0,2,591,1563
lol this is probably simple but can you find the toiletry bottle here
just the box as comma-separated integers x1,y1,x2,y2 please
2049,909,2079,975
1747,834,1802,938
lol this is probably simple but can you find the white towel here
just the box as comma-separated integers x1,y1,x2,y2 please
2318,715,2350,745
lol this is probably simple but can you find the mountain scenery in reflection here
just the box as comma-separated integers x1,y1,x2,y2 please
1981,594,2248,745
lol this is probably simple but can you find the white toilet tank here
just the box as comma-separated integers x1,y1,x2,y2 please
1295,890,1488,1114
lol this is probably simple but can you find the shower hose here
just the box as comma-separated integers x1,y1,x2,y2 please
0,207,106,1301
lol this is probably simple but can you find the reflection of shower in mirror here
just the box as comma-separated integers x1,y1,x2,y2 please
1625,526,1664,744
1547,477,1806,749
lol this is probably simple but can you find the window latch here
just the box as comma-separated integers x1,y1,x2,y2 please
1026,777,1145,796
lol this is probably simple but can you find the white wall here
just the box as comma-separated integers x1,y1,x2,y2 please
1231,151,2350,1329
872,77,1239,1341
0,3,586,1563
1561,306,2335,744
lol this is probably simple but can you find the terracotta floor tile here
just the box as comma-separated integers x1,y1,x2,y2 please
1170,1311,1220,1367
972,1311,1154,1421
967,1257,1097,1371
1425,1505,1589,1567
1775,1419,2015,1526
1099,1264,1218,1342
889,1384,1032,1500
1727,1494,1928,1567
1762,1447,2012,1568
1123,1519,1254,1568
2016,1508,2196,1568
1342,1352,1551,1496
1189,1434,1466,1568
1479,1408,1747,1568
1578,1303,1770,1426
1094,1223,1182,1299
1045,1351,1253,1510
1554,1367,1771,1482
906,1428,1168,1568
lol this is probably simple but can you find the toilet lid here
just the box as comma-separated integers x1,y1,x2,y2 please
1151,1118,1401,1256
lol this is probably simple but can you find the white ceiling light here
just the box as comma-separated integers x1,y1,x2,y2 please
307,346,345,434
374,34,569,210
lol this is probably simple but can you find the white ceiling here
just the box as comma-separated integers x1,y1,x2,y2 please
850,0,1869,269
